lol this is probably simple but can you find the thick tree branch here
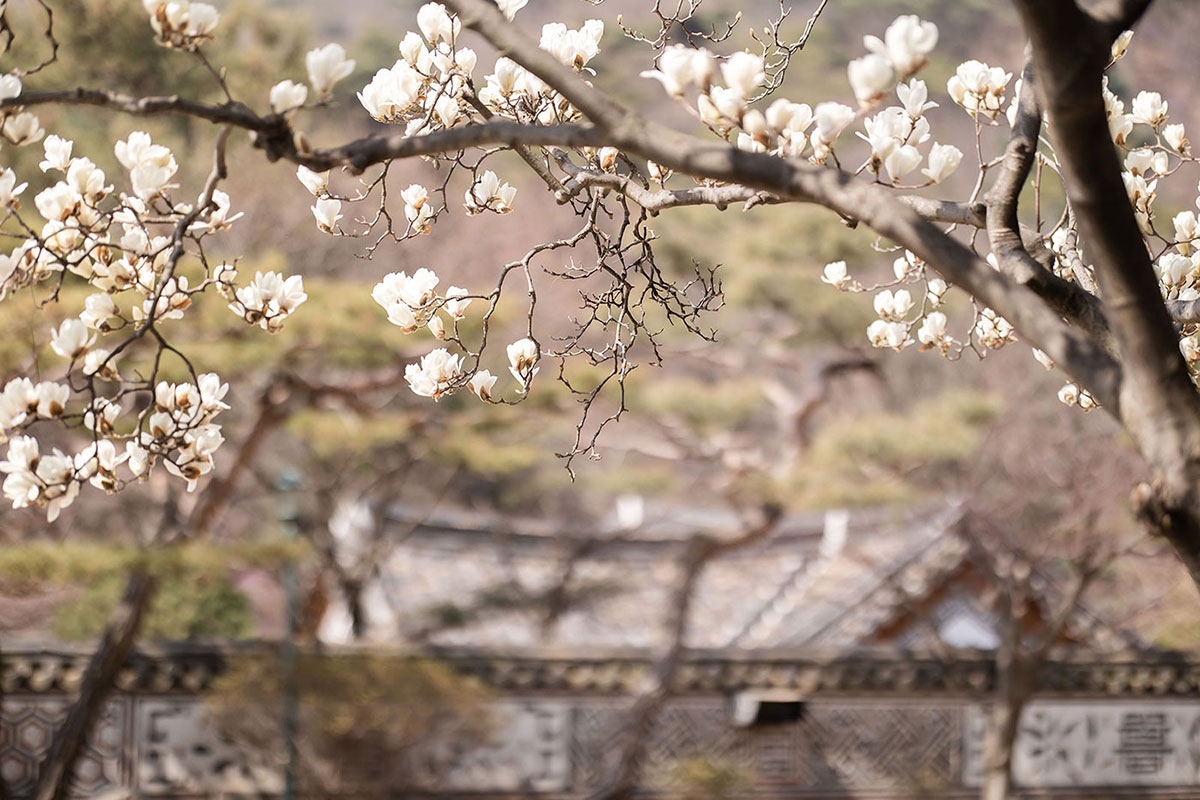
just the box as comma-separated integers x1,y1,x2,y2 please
1014,0,1200,584
984,63,1114,353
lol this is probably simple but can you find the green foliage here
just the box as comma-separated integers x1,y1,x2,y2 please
633,374,763,435
0,538,306,640
661,756,751,800
51,571,252,641
4,2,310,183
654,204,877,342
758,389,1002,510
207,652,493,792
810,388,999,473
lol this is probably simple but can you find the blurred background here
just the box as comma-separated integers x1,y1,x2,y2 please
2,0,1200,798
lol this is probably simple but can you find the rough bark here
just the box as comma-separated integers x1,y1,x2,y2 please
1013,0,1200,586
32,570,156,800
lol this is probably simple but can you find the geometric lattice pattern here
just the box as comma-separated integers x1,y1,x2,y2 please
571,699,961,795
0,698,126,799
3,693,1198,797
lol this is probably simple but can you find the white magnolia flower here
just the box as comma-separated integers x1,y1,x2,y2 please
50,318,94,360
269,80,308,114
35,182,80,223
865,15,938,76
426,314,446,340
1111,29,1134,62
848,53,893,106
417,3,460,44
974,308,1016,349
306,43,356,96
921,143,962,184
540,20,603,70
947,60,1011,119
640,44,714,96
921,278,945,308
705,86,746,121
917,311,952,352
312,197,343,232
39,136,73,173
184,3,219,36
84,398,121,434
1130,91,1168,127
884,145,922,182
296,165,328,197
1174,210,1198,256
34,381,69,418
405,348,464,399
507,337,539,384
1058,383,1079,407
372,269,441,332
1156,252,1190,290
116,131,178,200
83,349,120,381
1181,335,1200,364
873,288,913,320
400,183,434,233
468,370,498,401
496,0,527,19
357,61,422,121
896,79,937,118
812,103,855,149
1032,348,1055,370
443,286,472,318
1123,171,1157,234
431,93,459,129
232,271,307,332
0,73,21,101
465,170,517,214
720,51,764,98
867,319,910,350
0,168,27,208
766,100,812,136
821,261,851,290
1164,123,1188,153
2,112,44,146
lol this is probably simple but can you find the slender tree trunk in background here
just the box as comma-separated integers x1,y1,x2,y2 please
32,570,156,800
0,642,10,800
344,580,366,640
981,649,1033,800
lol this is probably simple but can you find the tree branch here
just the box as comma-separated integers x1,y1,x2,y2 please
984,62,1114,353
1013,0,1200,584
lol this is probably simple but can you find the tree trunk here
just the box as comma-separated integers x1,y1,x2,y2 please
981,655,1033,800
0,641,10,800
32,570,156,800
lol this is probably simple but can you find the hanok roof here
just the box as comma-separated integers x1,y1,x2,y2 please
328,500,1137,654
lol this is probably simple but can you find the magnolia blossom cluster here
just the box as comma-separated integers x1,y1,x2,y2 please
142,0,219,49
0,111,258,518
0,74,44,149
0,372,228,521
355,3,478,136
372,267,472,336
857,80,962,184
222,267,309,334
637,16,942,168
946,60,1013,119
368,268,543,402
848,15,939,106
141,374,229,490
464,171,517,215
475,19,602,127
